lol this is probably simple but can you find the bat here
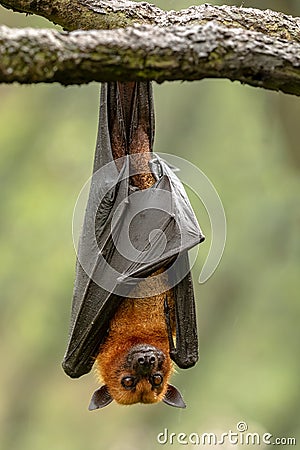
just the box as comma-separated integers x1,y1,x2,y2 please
62,81,205,409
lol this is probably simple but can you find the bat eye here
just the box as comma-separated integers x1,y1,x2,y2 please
121,376,136,390
151,374,163,387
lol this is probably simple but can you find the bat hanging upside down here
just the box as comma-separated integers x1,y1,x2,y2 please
62,81,205,409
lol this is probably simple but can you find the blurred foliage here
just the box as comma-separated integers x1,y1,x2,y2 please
0,1,300,449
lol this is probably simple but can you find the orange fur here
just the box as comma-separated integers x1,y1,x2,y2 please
129,134,156,189
95,270,175,405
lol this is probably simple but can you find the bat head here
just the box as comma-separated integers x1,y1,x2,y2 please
89,344,186,409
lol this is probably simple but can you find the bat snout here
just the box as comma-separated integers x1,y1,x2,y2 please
133,350,160,374
136,351,157,371
127,344,165,374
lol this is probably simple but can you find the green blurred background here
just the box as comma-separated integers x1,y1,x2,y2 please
1,1,299,449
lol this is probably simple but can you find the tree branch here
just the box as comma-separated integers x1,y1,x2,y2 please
1,0,300,41
1,0,300,95
1,23,300,95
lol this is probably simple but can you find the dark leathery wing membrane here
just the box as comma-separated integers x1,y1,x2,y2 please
62,83,205,378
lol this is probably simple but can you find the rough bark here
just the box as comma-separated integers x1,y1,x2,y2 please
0,0,300,95
0,0,299,41
1,23,300,95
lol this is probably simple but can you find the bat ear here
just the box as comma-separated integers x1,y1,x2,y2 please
88,385,113,410
163,384,186,409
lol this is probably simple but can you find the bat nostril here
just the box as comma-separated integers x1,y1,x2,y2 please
138,356,145,365
149,355,156,364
